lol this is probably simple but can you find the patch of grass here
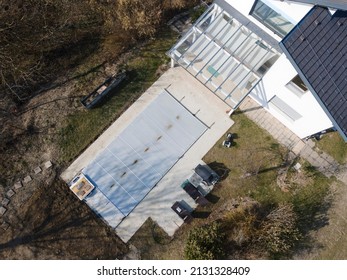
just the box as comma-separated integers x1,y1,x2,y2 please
307,181,347,260
291,169,332,232
203,113,290,207
129,218,171,259
315,131,347,164
58,27,176,163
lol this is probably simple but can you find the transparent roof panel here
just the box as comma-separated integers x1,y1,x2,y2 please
168,3,280,108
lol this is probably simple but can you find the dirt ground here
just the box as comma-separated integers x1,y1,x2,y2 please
0,77,130,259
295,180,347,260
0,36,134,259
0,169,127,259
0,20,179,258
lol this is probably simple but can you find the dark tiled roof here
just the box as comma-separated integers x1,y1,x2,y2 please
284,0,347,11
280,6,347,141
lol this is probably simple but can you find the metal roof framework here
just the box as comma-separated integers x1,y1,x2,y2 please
168,1,280,108
280,6,347,141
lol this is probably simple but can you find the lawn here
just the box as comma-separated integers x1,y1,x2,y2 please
129,112,333,259
58,27,177,163
203,113,290,207
315,131,347,164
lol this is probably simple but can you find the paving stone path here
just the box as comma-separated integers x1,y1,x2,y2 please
239,97,346,181
0,160,54,232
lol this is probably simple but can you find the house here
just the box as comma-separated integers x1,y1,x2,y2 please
168,0,347,141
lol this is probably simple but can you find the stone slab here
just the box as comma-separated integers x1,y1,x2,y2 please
1,197,10,206
23,176,32,184
0,222,10,231
44,160,53,169
34,166,42,174
0,206,6,216
14,181,23,189
292,141,306,155
6,189,15,198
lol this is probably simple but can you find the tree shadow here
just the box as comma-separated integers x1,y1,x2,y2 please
0,178,127,259
257,163,288,175
10,34,104,104
0,204,93,251
232,106,263,115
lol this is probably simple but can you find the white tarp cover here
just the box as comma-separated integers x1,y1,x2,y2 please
83,91,207,228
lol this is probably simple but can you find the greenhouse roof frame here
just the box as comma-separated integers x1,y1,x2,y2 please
168,0,280,108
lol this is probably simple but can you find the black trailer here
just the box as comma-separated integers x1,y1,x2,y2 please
80,71,126,109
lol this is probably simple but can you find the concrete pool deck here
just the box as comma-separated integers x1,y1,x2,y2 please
61,66,233,242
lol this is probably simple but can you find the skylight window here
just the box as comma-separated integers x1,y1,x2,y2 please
250,0,294,38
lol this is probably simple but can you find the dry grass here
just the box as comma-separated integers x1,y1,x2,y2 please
315,131,347,164
294,181,347,260
203,112,290,207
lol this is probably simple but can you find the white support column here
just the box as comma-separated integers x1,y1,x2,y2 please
170,58,175,68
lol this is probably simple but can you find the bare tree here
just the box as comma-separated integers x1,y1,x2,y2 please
0,0,105,102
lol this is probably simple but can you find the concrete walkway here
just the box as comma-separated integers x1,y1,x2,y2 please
239,97,346,181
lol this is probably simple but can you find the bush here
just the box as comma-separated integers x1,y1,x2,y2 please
184,222,226,260
257,203,301,257
191,5,207,23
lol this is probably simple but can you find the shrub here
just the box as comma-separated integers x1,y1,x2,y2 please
184,221,226,260
257,203,301,257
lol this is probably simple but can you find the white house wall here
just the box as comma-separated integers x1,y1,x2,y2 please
250,55,333,138
222,0,333,138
